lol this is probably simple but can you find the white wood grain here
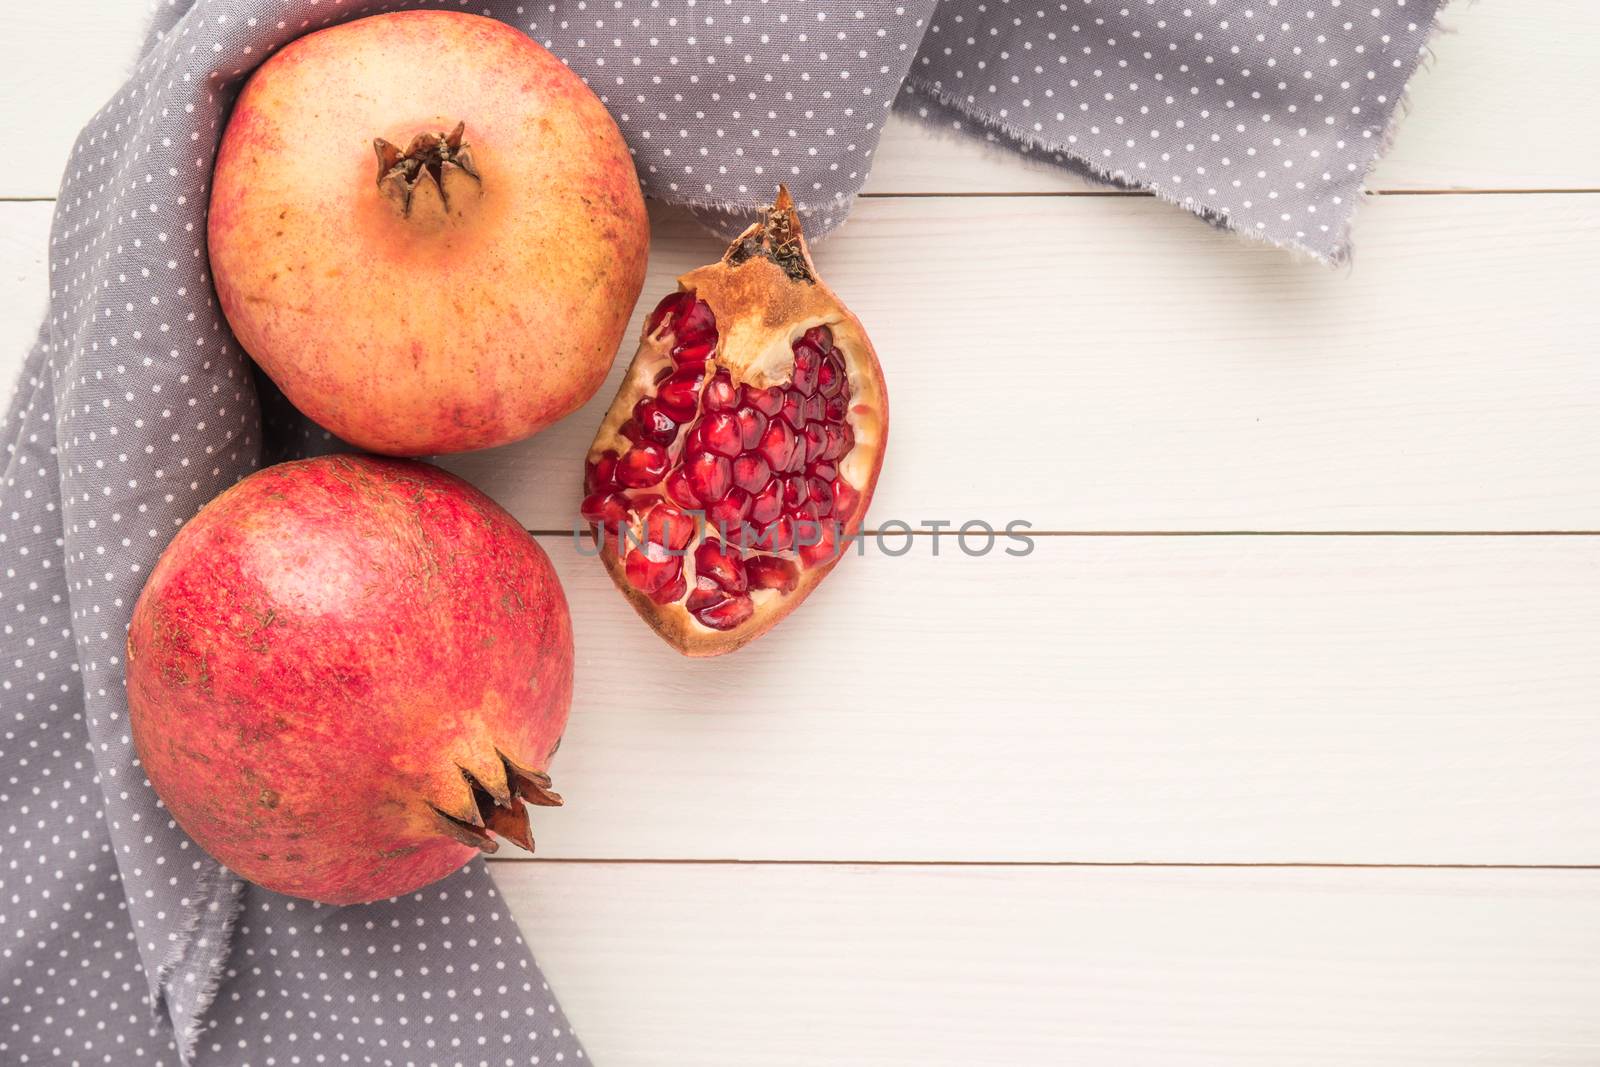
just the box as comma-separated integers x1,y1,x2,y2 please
513,533,1600,865
438,193,1600,532
14,193,1597,531
0,3,149,200
2,2,1596,201
491,862,1600,1066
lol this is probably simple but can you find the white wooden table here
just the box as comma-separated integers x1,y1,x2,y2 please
5,5,1599,1064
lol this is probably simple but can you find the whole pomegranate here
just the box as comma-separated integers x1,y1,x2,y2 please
582,188,888,656
209,11,649,456
126,456,572,904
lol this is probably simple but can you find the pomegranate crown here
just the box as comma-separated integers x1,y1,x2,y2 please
724,185,815,284
373,121,482,217
428,749,564,855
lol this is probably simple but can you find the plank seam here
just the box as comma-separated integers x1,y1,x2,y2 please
856,189,1600,199
484,858,1600,870
534,529,1600,538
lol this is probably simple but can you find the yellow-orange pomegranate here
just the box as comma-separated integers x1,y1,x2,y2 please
209,11,649,455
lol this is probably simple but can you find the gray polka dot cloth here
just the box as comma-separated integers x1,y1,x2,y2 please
1,1,1446,1063
905,0,1445,258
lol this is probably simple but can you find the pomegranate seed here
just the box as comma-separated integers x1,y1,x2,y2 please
665,468,701,509
732,453,773,494
802,324,834,352
735,406,768,450
673,339,714,366
824,394,847,422
759,515,797,553
658,366,706,420
791,342,822,396
801,394,826,425
705,487,752,532
780,474,807,513
784,443,807,474
703,371,740,412
749,386,784,416
684,451,731,502
700,411,743,458
647,291,693,335
750,481,783,526
810,460,838,483
645,502,696,551
799,522,840,568
806,476,834,518
683,422,708,455
757,419,797,471
674,297,717,346
692,591,755,631
625,545,683,596
832,479,860,520
802,424,827,464
632,398,678,445
580,491,629,527
695,541,748,594
821,424,850,462
745,555,799,593
817,354,846,398
585,451,618,493
686,581,724,614
780,390,807,431
649,572,688,605
616,443,670,488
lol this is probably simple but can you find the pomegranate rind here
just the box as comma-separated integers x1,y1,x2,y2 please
126,456,573,903
585,188,888,657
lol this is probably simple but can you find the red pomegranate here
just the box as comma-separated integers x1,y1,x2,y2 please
209,11,649,456
126,456,572,904
582,188,889,656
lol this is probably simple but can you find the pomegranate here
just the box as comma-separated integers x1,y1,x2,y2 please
209,11,649,456
582,187,888,656
126,456,572,904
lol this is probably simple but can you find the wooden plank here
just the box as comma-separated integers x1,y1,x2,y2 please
2,3,1597,201
438,193,1600,532
867,3,1600,195
515,533,1600,865
7,193,1597,533
0,4,147,201
492,862,1600,1066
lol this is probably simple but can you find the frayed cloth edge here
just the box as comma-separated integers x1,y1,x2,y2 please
895,77,1338,265
132,4,250,1058
894,0,1459,268
1325,0,1464,266
151,863,245,1065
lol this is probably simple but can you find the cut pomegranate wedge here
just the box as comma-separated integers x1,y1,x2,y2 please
582,187,888,656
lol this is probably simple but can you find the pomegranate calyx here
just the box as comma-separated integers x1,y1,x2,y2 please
480,803,536,853
724,184,812,284
430,756,561,854
505,761,565,808
429,804,499,853
374,120,482,218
